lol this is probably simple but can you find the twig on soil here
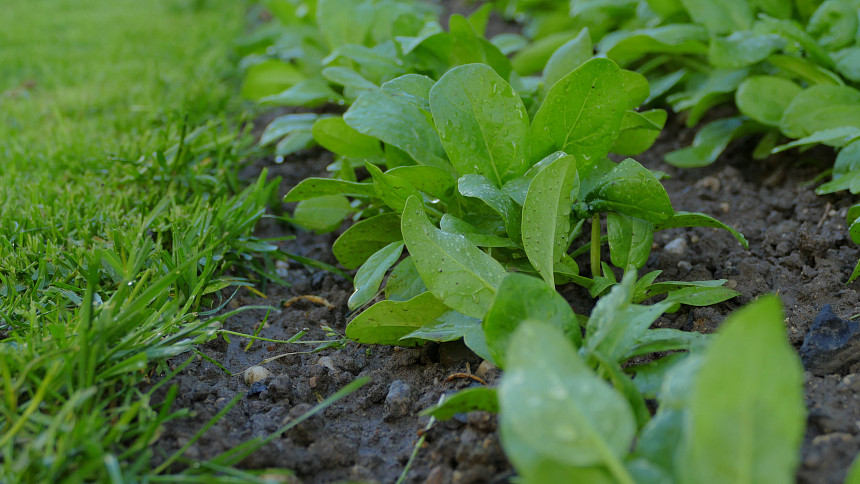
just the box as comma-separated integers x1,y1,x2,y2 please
282,295,335,310
817,202,833,229
444,373,487,385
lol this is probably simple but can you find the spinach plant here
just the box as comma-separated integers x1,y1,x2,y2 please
283,56,746,354
242,1,519,157
426,281,805,484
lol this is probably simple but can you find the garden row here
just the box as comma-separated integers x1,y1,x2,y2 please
238,0,860,481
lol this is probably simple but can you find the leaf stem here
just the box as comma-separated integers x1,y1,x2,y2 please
590,214,601,278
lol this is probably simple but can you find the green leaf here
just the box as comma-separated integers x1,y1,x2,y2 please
834,47,860,83
607,213,654,271
449,15,512,80
708,32,784,69
312,117,383,158
241,60,304,100
586,272,677,363
807,0,858,50
621,70,650,109
283,178,376,202
767,54,844,86
499,321,636,470
430,64,529,185
484,273,580,368
679,0,752,34
401,310,481,342
678,296,805,484
756,17,835,69
542,29,593,94
512,31,577,76
780,85,860,139
344,91,450,172
530,58,626,162
387,165,456,202
662,286,740,307
321,66,377,91
381,74,435,110
348,242,404,310
610,109,667,156
440,215,519,248
292,195,352,233
345,292,456,346
316,0,373,50
735,76,802,127
333,212,402,269
600,25,708,67
401,196,506,318
260,113,319,147
262,79,343,107
421,387,498,420
664,117,745,168
846,452,860,484
365,163,422,213
522,154,579,285
585,159,673,223
385,256,427,301
772,126,860,153
655,211,748,249
458,174,523,244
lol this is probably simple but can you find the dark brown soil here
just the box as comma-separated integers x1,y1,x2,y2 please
148,4,860,483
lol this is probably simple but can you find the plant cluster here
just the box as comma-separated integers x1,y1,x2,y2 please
496,0,860,280
240,0,836,481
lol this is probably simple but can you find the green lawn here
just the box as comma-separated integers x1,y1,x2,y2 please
0,1,283,481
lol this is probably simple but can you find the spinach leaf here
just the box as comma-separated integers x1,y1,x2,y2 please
421,387,499,420
430,64,529,185
345,292,456,345
607,212,654,271
348,241,404,310
584,159,673,223
530,58,626,162
499,321,636,480
484,272,580,368
344,90,451,171
677,296,805,484
522,153,580,285
332,212,402,269
401,196,506,318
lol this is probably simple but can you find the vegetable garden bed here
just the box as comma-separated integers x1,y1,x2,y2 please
141,0,860,483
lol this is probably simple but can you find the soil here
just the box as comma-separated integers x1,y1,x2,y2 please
148,4,860,483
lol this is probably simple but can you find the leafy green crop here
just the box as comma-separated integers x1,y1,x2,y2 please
496,0,860,184
425,283,805,483
280,55,745,356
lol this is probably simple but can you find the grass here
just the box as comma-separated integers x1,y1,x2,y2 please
0,0,301,481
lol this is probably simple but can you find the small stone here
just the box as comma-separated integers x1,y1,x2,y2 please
664,237,687,255
384,380,413,420
275,260,289,279
474,360,497,380
247,381,267,398
690,235,699,243
677,260,692,272
424,465,449,484
244,366,271,385
316,356,336,372
309,376,318,388
720,202,730,213
725,279,738,289
800,305,860,376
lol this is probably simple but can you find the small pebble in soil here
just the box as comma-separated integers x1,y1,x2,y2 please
384,380,413,420
474,360,497,380
664,237,687,255
275,259,289,279
244,366,271,385
316,356,336,372
800,305,860,376
677,260,693,272
247,381,267,398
